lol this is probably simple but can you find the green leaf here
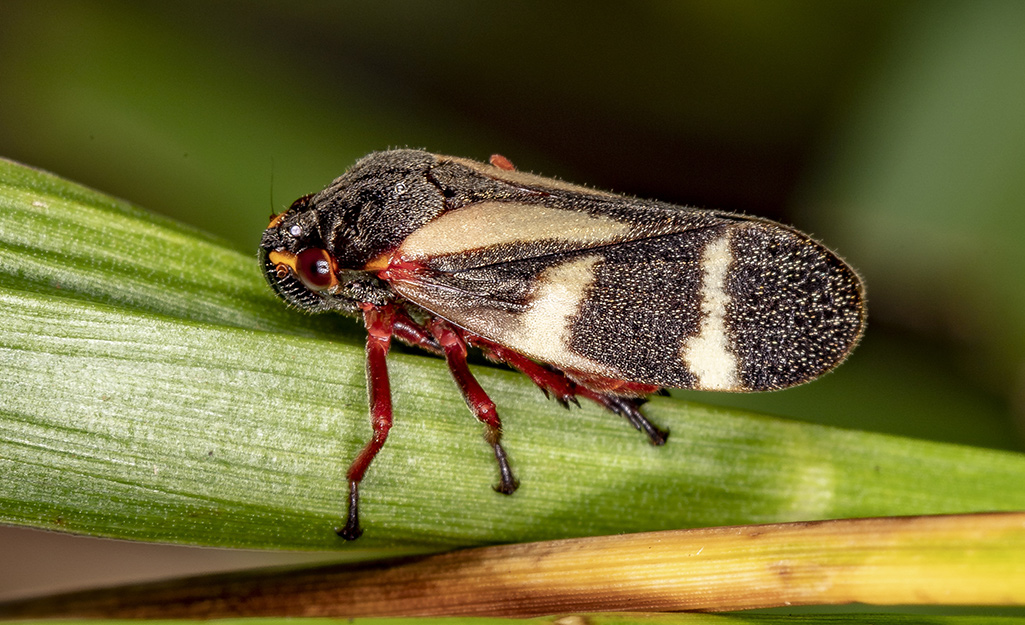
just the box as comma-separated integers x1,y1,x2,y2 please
2,159,1025,552
0,159,355,340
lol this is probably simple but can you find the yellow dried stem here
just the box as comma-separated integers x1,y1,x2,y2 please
3,512,1023,619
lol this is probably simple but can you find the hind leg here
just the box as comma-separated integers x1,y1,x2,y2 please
466,336,669,446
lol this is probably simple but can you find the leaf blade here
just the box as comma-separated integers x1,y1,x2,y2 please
1,158,1025,551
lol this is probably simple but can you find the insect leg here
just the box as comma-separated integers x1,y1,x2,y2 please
391,307,442,355
573,387,669,446
466,336,668,446
466,336,578,407
337,304,396,540
429,319,519,495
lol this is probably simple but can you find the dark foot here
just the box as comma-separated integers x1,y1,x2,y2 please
334,481,363,540
606,396,670,446
492,441,520,494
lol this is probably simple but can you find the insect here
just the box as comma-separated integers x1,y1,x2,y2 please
259,149,866,539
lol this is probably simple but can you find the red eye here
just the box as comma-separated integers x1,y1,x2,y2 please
295,248,337,291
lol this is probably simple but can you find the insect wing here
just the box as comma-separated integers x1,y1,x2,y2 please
386,202,864,392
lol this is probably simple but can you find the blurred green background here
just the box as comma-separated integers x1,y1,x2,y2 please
1,0,1024,603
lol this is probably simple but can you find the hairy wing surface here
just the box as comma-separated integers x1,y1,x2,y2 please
388,202,864,391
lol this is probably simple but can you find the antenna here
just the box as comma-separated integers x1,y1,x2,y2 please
268,157,277,222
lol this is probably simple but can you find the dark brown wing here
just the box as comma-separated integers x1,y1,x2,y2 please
387,200,865,391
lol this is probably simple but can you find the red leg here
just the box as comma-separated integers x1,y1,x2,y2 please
391,307,442,355
467,336,578,407
563,372,669,446
430,320,518,495
469,335,669,446
337,304,396,540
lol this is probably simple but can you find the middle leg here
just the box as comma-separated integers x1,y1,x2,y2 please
429,320,519,495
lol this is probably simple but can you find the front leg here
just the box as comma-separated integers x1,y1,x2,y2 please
337,304,396,541
429,319,519,495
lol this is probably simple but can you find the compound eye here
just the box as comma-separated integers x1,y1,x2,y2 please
295,247,337,291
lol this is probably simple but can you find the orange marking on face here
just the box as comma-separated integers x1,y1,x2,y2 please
268,249,298,272
268,212,288,228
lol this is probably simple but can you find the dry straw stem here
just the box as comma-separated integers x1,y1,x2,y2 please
2,512,1023,619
